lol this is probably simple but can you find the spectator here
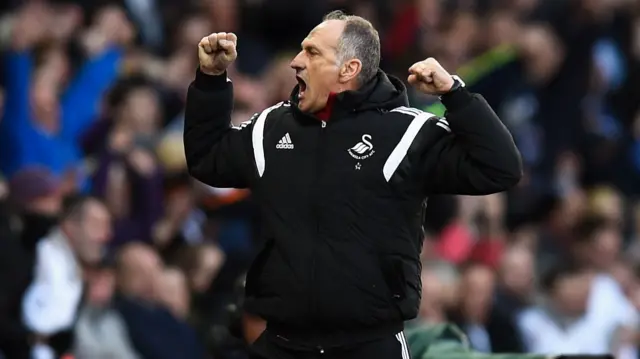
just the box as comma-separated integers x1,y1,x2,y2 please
572,215,639,359
21,195,111,359
494,245,536,318
410,268,448,327
91,80,164,247
0,3,129,188
74,264,140,359
517,260,597,354
448,262,524,353
113,243,206,359
158,267,191,320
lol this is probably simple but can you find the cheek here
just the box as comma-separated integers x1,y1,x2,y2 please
310,61,338,84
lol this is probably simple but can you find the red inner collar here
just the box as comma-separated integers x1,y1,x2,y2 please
315,93,338,121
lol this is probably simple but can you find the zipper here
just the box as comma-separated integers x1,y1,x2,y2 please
309,119,327,323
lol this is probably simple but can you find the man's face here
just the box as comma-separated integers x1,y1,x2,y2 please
460,266,495,323
67,201,112,265
500,249,535,296
123,87,160,135
119,246,164,301
290,20,344,113
552,272,593,316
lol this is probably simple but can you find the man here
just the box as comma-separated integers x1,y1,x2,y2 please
74,263,140,359
184,10,522,359
112,243,206,359
517,260,596,354
21,195,112,359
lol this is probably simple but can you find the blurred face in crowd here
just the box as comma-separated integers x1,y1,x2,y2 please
550,271,593,317
574,224,622,271
419,270,446,323
459,264,496,323
418,0,442,28
159,268,190,319
290,20,356,113
179,15,212,48
500,246,535,297
484,12,519,48
117,244,163,302
63,199,112,265
590,227,622,270
121,86,161,136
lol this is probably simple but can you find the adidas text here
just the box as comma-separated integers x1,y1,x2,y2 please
276,133,294,149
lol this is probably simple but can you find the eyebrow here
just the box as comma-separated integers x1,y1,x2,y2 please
302,43,321,54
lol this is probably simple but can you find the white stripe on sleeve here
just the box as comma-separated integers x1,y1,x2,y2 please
383,111,432,182
252,102,285,177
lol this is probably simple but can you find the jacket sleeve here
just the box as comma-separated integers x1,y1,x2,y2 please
422,88,523,195
184,69,256,188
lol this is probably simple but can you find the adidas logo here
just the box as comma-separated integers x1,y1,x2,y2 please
276,133,294,149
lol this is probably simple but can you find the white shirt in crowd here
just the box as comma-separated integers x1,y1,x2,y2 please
518,274,638,359
21,229,84,359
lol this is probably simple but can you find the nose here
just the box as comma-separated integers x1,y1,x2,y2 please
290,51,305,72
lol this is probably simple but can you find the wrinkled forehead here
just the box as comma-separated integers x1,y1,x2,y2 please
302,19,345,51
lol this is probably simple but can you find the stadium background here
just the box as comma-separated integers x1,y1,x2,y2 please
1,0,640,358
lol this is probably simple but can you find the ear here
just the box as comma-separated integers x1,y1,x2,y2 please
339,59,362,84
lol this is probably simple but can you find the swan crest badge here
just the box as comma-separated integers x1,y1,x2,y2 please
348,134,375,160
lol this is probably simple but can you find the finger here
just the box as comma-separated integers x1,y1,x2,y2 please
215,32,227,50
408,74,419,85
226,32,237,45
199,37,212,53
408,62,420,74
218,39,236,54
419,70,435,83
207,33,219,51
414,63,428,78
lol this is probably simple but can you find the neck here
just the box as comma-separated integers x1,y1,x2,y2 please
315,93,338,120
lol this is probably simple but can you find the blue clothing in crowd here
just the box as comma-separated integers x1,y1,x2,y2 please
0,47,122,187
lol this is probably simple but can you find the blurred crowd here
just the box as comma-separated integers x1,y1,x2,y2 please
1,0,640,358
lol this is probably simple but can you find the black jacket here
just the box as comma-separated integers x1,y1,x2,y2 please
184,68,522,349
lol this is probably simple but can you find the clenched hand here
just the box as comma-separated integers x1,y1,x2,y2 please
408,58,455,96
198,32,238,76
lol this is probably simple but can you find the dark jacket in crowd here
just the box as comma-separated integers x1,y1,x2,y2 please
184,68,522,350
113,296,206,359
0,231,32,359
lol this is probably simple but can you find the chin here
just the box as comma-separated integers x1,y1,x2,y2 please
297,100,312,113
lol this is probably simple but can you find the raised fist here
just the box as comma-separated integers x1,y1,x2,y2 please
198,32,237,76
408,58,455,96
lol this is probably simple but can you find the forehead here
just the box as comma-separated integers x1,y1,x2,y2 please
84,200,110,220
303,19,345,49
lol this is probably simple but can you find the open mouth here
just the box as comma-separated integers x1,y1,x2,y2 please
296,76,307,98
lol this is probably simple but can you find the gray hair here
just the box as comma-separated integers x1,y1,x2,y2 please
323,10,380,85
